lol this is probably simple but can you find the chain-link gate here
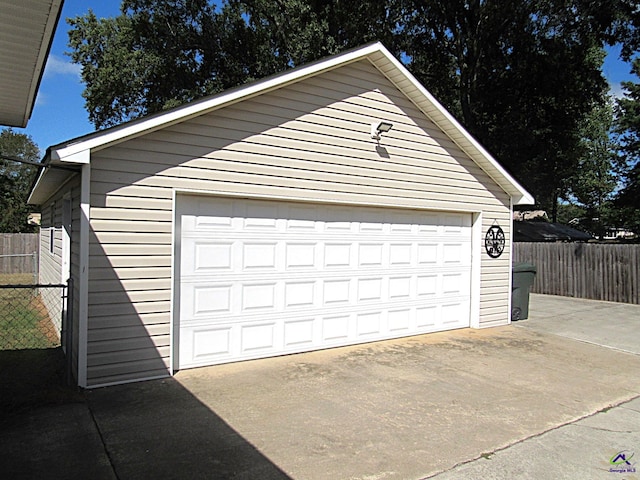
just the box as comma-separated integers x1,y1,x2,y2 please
0,280,73,412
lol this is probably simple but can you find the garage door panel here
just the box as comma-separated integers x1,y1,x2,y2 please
180,273,469,320
180,239,235,274
417,243,439,264
285,243,317,269
324,243,353,268
177,196,472,369
357,311,382,336
358,243,384,267
284,318,315,348
443,242,470,264
240,322,277,353
284,281,316,307
191,198,235,229
388,309,411,332
323,279,351,305
185,325,233,364
442,302,469,326
193,285,232,315
242,282,277,312
194,242,233,271
389,276,411,299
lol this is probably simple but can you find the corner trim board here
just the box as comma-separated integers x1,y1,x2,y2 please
78,164,90,387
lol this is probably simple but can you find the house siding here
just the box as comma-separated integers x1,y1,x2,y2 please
38,175,82,381
85,59,512,386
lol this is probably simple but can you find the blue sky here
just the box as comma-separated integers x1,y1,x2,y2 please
15,0,638,155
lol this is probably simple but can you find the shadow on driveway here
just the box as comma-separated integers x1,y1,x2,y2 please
3,295,640,479
86,378,291,480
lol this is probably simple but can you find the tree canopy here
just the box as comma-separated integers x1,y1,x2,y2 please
614,57,640,232
67,0,635,221
0,129,40,233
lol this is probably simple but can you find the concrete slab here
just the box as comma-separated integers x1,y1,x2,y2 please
517,294,640,355
4,294,640,480
145,324,640,480
85,379,291,480
429,396,640,480
0,403,116,480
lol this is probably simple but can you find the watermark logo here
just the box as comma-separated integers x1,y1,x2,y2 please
609,450,636,474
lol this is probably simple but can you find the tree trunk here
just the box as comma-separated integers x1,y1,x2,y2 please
551,191,559,223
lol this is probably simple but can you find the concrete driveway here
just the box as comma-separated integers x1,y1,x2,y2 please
518,294,640,355
2,294,640,479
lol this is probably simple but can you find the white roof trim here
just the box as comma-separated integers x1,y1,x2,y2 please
46,42,533,205
0,0,64,127
52,43,383,159
368,49,534,205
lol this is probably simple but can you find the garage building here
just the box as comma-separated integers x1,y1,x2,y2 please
29,43,533,388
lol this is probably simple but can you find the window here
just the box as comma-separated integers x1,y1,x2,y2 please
49,227,55,255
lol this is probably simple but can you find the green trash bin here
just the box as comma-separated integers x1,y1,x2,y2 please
512,262,536,320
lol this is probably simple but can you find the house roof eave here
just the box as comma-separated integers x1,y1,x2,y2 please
43,41,534,205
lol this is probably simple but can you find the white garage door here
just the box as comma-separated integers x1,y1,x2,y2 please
176,196,472,369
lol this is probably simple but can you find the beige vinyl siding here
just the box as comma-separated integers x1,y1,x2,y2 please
69,178,82,381
39,201,61,284
37,176,82,381
86,59,512,386
38,200,63,335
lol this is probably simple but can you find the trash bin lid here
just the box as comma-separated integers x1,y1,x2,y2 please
513,262,537,273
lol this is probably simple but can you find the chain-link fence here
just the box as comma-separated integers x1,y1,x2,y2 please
0,284,66,350
0,281,75,414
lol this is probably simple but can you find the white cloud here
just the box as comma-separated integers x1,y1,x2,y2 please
609,81,627,100
34,91,48,108
44,55,81,79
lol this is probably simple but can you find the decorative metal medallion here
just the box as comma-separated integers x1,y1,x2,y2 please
485,225,505,258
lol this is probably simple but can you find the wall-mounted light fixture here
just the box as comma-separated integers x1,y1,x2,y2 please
371,120,393,140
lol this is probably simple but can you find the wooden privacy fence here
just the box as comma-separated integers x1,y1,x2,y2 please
513,242,640,304
0,233,38,275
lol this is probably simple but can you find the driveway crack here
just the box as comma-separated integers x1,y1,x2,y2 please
420,394,640,479
87,399,120,480
572,424,636,434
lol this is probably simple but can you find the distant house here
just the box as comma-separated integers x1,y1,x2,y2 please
513,210,548,222
603,228,636,241
28,43,533,388
513,220,592,242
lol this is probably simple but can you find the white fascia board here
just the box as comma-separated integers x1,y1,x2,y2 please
27,167,47,204
28,148,88,205
51,43,384,160
370,46,535,206
23,0,64,127
50,148,90,164
46,41,534,206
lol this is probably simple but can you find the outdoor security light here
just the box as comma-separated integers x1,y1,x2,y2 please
371,121,393,139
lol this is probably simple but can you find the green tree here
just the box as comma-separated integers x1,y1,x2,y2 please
556,202,586,226
231,0,402,67
68,0,402,129
402,1,613,220
614,57,640,234
68,0,625,222
0,129,40,233
568,100,618,238
612,0,640,62
68,0,266,128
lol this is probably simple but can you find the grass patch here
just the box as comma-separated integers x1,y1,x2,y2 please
0,284,78,418
0,290,59,350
